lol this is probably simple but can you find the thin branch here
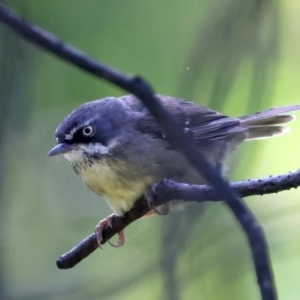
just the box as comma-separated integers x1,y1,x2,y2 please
0,4,278,299
154,169,300,205
57,169,300,269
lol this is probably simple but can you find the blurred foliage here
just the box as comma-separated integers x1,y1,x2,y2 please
1,0,300,299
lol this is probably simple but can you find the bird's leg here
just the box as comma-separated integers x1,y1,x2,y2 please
95,214,125,248
145,183,169,215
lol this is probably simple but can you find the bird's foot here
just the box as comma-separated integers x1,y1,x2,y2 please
145,182,169,215
95,214,125,248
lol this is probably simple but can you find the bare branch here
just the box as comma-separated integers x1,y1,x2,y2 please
0,4,282,299
154,169,300,205
56,169,300,270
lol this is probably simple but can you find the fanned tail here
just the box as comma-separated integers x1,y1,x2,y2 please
239,105,300,141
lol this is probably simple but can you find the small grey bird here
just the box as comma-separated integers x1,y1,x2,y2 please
48,95,300,247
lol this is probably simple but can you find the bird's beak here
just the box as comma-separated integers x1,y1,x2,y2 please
48,143,74,156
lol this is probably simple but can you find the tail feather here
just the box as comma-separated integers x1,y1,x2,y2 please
242,114,294,126
240,105,300,126
246,126,289,141
239,105,300,141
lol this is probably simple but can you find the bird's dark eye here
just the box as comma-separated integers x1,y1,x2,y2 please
82,126,93,136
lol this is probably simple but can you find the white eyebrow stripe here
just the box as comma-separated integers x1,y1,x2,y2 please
65,133,73,140
64,118,97,140
65,125,78,140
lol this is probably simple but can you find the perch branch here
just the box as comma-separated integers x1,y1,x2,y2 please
57,169,300,269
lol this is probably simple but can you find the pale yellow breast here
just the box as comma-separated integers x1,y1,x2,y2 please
78,158,151,215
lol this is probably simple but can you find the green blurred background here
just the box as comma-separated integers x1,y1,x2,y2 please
0,0,300,299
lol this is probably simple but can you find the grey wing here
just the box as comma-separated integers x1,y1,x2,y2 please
132,95,246,143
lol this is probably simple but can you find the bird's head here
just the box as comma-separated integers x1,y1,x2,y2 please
48,97,130,164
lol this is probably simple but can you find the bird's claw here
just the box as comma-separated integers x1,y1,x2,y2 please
95,214,125,248
145,182,169,215
107,230,125,247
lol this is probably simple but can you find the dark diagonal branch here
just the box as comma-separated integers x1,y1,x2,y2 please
0,4,280,299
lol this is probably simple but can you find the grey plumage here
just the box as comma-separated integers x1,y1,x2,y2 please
50,95,300,215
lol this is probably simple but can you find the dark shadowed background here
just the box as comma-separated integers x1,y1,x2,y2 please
1,0,300,299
